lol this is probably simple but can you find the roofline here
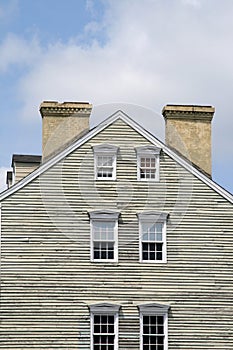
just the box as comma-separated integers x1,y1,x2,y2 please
11,154,42,167
0,110,232,203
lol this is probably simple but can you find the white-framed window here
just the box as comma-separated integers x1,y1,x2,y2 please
138,303,169,350
93,144,119,180
89,210,120,262
90,303,120,350
135,146,161,181
138,212,168,263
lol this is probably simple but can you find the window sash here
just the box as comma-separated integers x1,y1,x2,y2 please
91,220,118,262
94,241,114,260
142,242,163,261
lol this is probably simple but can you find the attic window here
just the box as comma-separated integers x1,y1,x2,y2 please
135,146,161,181
93,144,119,180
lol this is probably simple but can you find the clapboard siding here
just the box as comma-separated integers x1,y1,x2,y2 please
1,119,233,349
14,162,40,183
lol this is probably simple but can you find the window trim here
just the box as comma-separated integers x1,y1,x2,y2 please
135,146,161,181
93,144,119,181
89,210,120,263
90,303,120,350
138,211,168,263
138,303,169,350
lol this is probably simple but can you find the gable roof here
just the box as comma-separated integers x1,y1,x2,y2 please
0,110,232,203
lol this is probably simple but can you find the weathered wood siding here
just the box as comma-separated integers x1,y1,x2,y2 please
1,119,233,349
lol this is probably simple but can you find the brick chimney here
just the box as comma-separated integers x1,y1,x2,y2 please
162,105,215,176
40,101,92,161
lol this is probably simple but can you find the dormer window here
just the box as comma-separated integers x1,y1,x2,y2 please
93,144,119,180
135,146,161,181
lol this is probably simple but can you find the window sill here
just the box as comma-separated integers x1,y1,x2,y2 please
140,260,167,264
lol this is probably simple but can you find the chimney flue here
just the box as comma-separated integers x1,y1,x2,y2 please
40,101,92,161
162,104,215,176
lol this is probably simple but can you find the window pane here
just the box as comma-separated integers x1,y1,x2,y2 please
149,223,156,233
94,242,115,260
101,249,107,259
149,232,155,241
102,324,107,333
157,316,164,324
156,233,162,241
143,335,150,345
97,156,113,166
142,243,149,260
151,158,155,167
94,248,100,259
157,325,164,334
142,232,149,241
93,222,115,241
141,158,146,167
142,223,162,240
149,251,155,260
94,324,101,333
108,249,114,260
157,336,164,345
94,315,100,323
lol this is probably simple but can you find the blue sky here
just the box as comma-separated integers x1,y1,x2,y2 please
0,0,232,194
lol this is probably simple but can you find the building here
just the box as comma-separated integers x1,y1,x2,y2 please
0,101,233,349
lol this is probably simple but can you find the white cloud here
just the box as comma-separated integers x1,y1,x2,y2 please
0,33,41,72
85,0,95,15
181,0,201,8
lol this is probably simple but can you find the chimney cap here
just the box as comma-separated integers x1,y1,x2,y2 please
39,101,92,117
162,104,215,120
11,154,42,167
